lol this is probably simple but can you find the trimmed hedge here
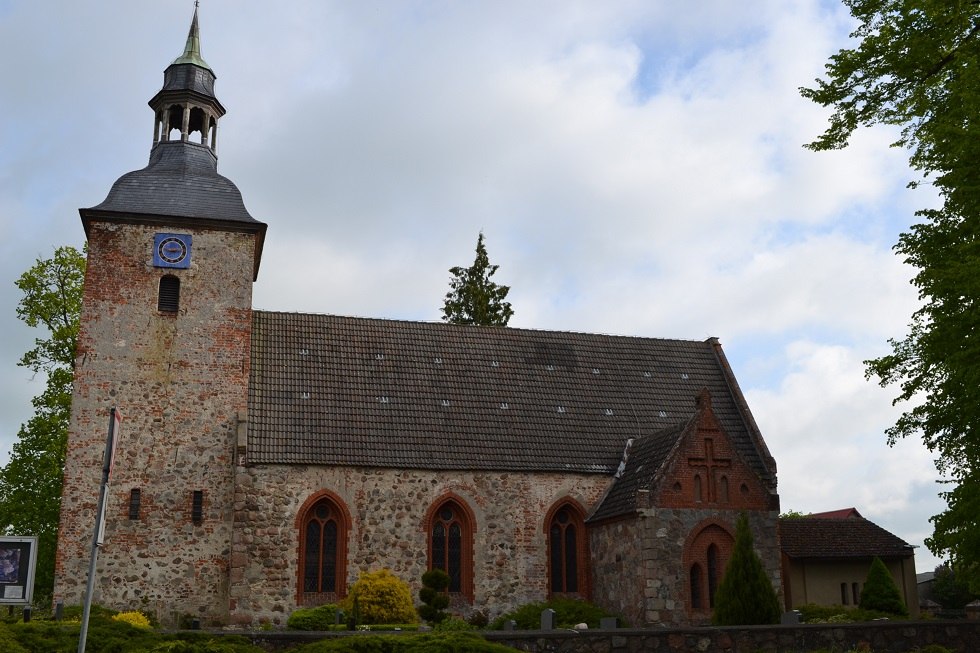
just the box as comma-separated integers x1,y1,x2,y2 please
489,596,623,630
292,631,517,652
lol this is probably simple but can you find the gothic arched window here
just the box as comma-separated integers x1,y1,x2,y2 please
683,522,734,616
296,492,350,605
545,500,589,597
426,497,474,601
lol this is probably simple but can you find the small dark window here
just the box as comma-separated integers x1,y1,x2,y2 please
841,582,849,605
128,488,141,520
690,565,702,609
158,275,180,313
192,490,204,524
853,582,860,605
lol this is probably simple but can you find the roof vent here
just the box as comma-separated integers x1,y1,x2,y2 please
301,392,310,400
681,373,689,380
491,360,500,367
500,402,509,409
605,408,614,416
376,353,385,361
434,357,443,364
659,410,667,418
557,406,566,413
379,396,389,404
299,349,309,356
592,368,600,374
546,365,555,371
441,399,451,407
643,371,652,378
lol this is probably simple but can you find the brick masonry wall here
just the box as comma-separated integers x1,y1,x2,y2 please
227,464,612,626
55,220,256,626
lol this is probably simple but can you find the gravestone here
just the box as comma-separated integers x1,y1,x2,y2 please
541,608,556,630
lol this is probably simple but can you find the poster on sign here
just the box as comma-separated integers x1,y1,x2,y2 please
0,536,37,605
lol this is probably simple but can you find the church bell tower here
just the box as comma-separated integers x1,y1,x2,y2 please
54,6,266,626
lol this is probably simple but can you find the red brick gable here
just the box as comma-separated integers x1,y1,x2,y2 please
656,390,772,512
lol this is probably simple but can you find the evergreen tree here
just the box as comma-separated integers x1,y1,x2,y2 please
859,557,909,616
930,564,979,610
442,232,513,326
0,245,85,604
802,1,980,589
712,513,781,625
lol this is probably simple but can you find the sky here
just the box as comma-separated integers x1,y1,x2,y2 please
0,1,947,573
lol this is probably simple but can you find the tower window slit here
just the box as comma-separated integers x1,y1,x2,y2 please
158,275,180,313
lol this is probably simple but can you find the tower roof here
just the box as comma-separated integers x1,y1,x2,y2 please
171,4,211,71
80,5,266,279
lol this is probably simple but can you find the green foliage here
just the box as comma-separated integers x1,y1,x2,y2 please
287,603,340,630
441,232,513,327
433,616,475,631
112,610,152,629
780,510,809,519
0,622,28,653
341,569,418,626
488,596,622,630
418,568,451,624
859,557,909,616
0,245,85,604
292,631,516,653
712,513,781,626
796,603,896,624
930,563,980,609
802,0,980,592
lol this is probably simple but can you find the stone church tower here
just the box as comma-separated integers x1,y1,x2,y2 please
53,8,266,622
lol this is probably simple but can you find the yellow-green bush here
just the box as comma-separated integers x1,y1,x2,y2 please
341,568,418,625
111,610,152,629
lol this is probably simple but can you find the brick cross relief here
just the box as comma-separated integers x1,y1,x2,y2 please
688,438,731,502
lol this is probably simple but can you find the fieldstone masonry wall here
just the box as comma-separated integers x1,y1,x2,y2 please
227,465,611,626
55,220,256,626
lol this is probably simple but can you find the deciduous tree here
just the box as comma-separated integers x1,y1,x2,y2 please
802,0,980,590
442,232,513,327
0,245,85,603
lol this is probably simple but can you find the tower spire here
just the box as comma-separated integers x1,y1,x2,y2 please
172,2,211,70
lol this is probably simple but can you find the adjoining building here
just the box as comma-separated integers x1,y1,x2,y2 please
780,508,919,617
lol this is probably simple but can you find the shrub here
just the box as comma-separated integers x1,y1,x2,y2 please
0,622,28,653
433,616,475,631
341,569,418,625
489,596,622,630
418,568,451,624
287,603,341,630
712,513,781,625
292,631,516,652
112,611,152,629
859,557,909,616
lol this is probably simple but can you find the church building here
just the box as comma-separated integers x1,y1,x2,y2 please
54,10,783,628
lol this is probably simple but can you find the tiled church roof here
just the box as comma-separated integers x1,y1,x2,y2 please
780,517,914,559
247,311,776,478
587,420,691,522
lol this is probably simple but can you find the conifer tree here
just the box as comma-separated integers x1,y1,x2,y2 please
442,232,513,326
712,513,781,625
859,557,909,616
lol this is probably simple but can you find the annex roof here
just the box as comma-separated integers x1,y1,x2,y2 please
780,517,915,560
246,312,776,478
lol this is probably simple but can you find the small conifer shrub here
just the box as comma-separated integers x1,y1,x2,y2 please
711,513,781,625
859,557,909,616
418,568,451,624
341,568,418,625
111,610,152,629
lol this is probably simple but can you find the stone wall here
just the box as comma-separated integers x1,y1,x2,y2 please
55,221,256,626
591,508,782,627
227,464,611,626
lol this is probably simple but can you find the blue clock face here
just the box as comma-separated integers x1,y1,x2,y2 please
153,233,192,269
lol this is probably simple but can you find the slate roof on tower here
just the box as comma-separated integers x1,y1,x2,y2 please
79,5,266,276
246,311,777,483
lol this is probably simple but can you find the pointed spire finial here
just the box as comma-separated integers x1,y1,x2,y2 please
172,2,211,71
